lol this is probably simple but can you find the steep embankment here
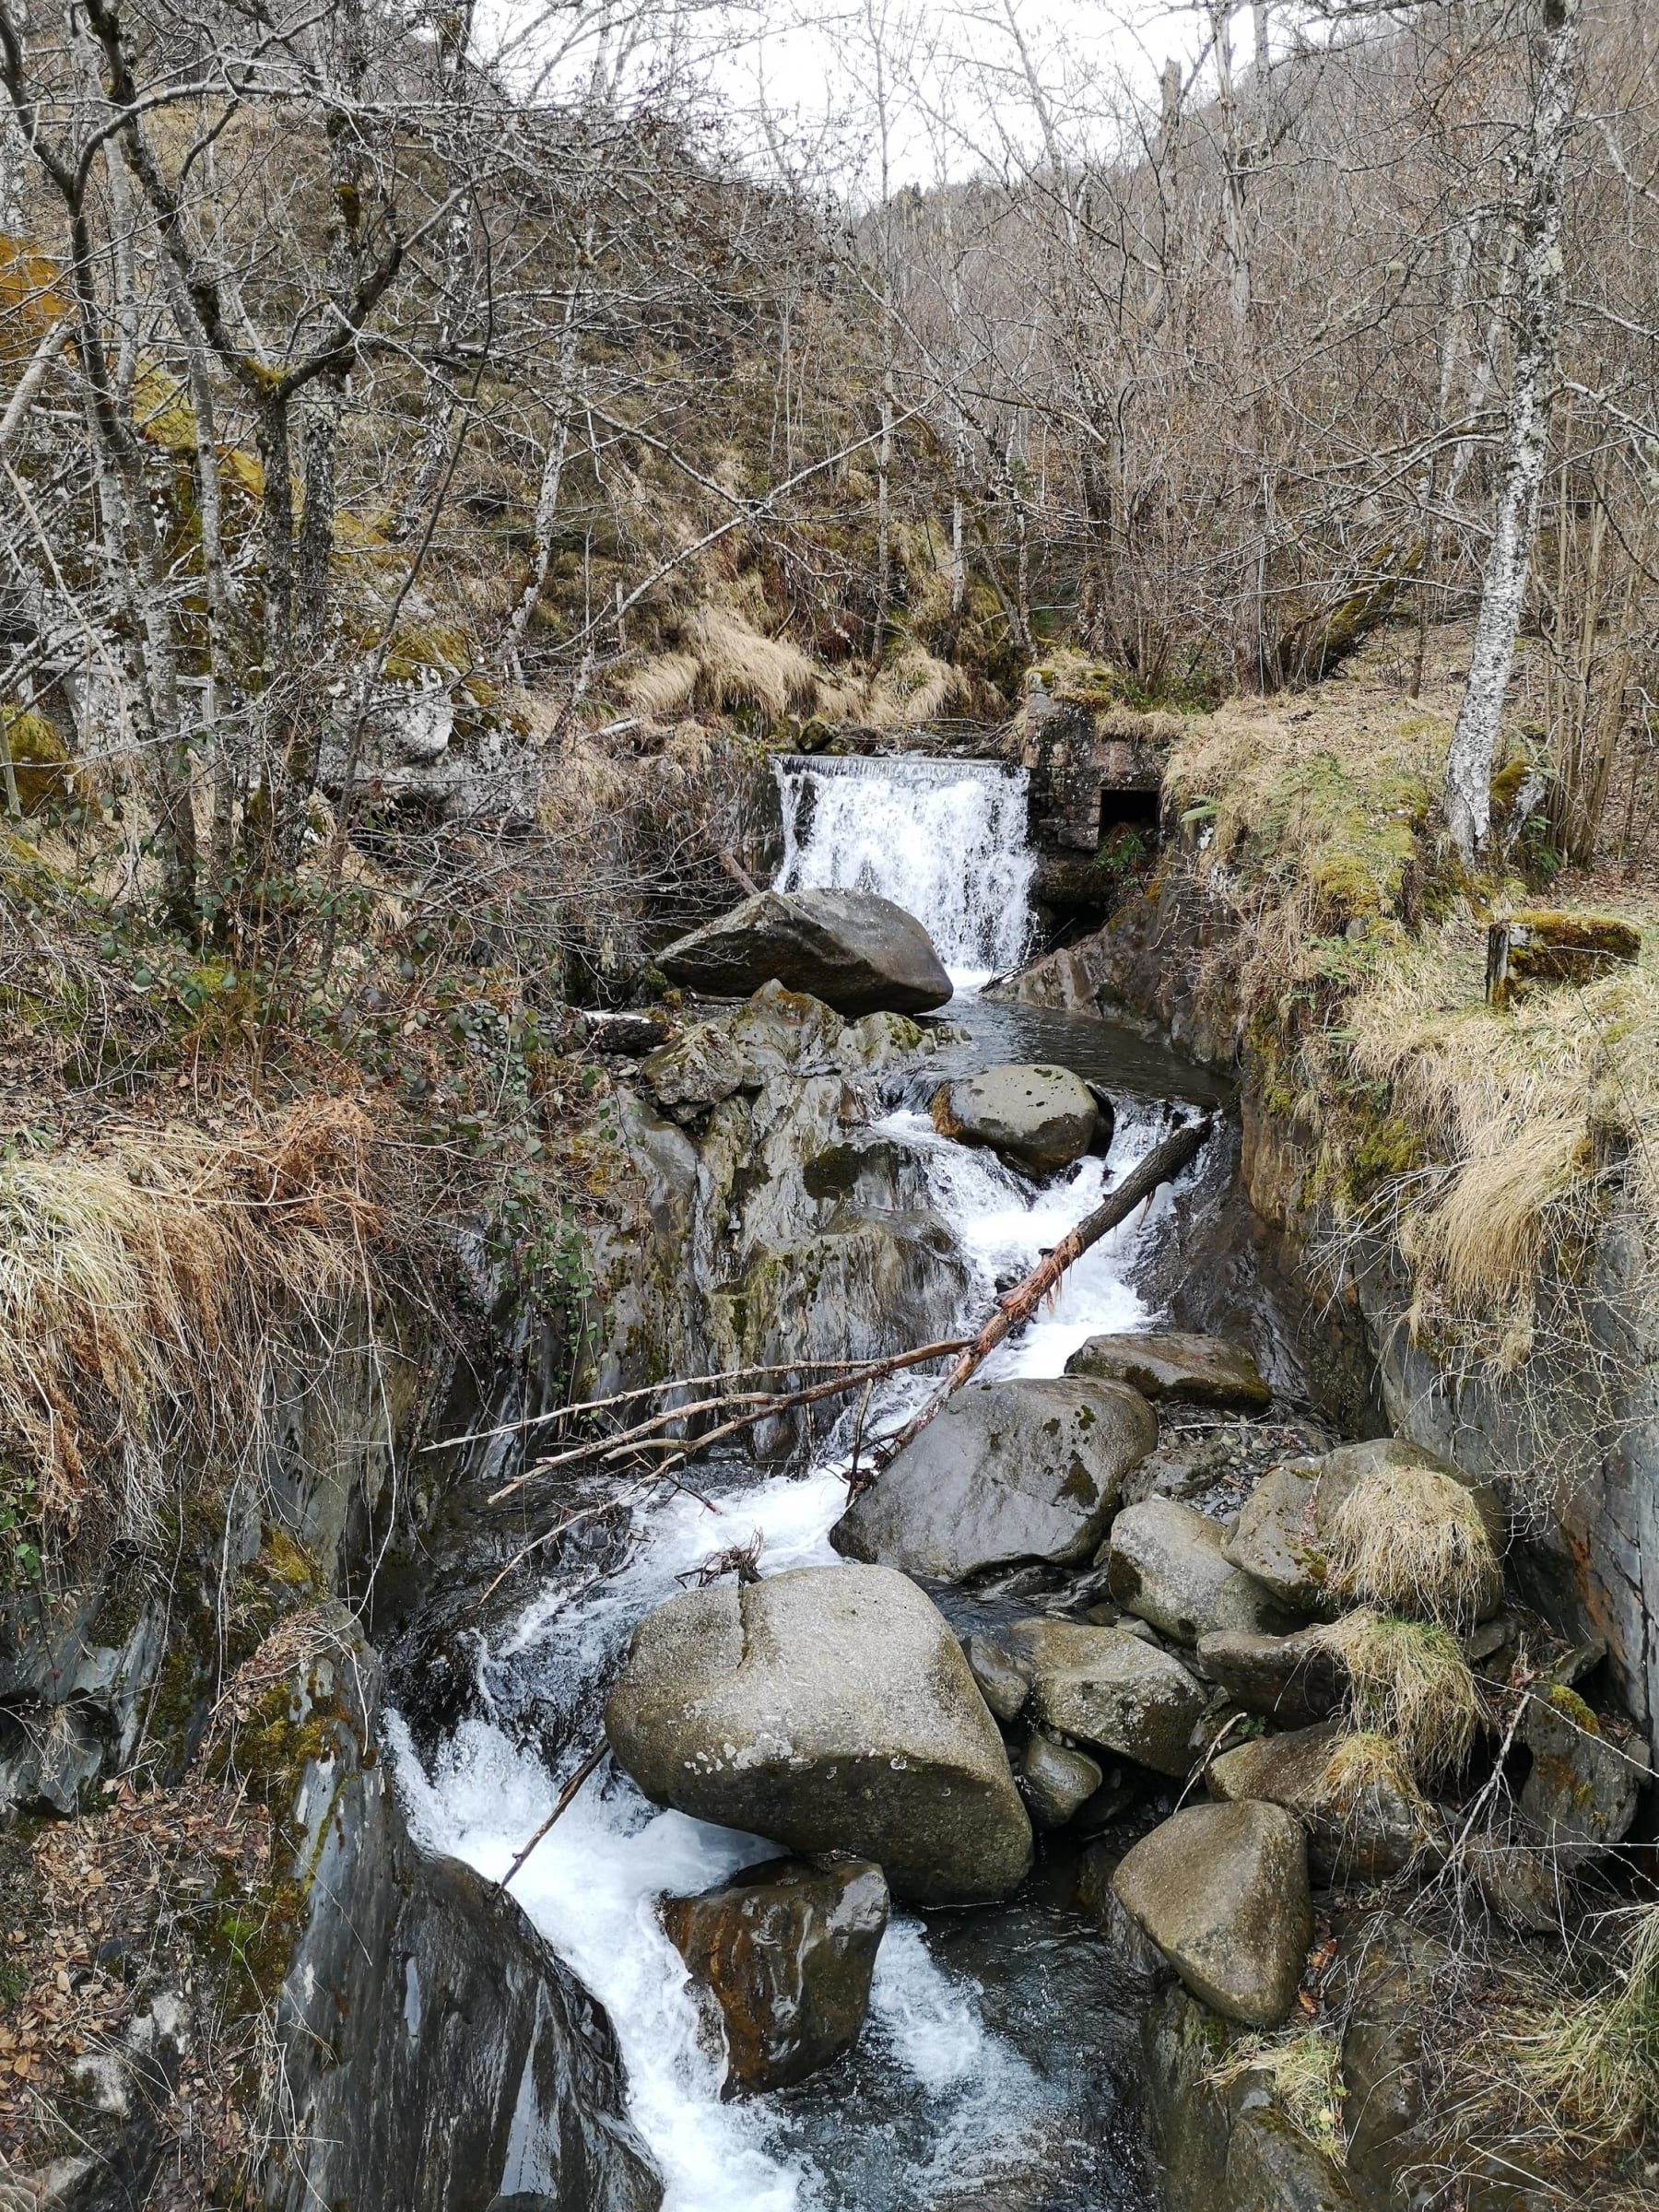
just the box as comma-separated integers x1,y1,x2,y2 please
1001,657,1659,1752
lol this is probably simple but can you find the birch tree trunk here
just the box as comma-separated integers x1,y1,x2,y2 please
1443,0,1581,863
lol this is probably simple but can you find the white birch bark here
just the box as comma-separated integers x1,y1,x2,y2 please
1444,0,1582,862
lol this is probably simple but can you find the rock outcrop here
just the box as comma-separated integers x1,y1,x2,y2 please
662,1857,889,2095
1112,1800,1312,2029
1064,1332,1271,1411
605,1565,1033,1903
830,1377,1157,1581
930,1062,1100,1171
657,888,953,1016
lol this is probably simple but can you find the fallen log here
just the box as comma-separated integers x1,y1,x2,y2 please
867,1113,1215,1476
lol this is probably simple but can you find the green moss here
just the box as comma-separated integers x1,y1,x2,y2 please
1547,1683,1600,1735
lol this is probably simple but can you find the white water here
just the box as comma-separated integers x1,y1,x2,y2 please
395,1104,1177,2210
773,754,1036,983
396,760,1184,2209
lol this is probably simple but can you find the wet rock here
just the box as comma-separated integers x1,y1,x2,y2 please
658,888,953,1017
1194,1628,1346,1731
1006,1618,1208,1777
1104,1499,1297,1644
1225,2106,1361,2211
274,1614,662,2212
929,1063,1100,1173
1064,1332,1271,1412
1517,1685,1648,1853
1018,1732,1104,1828
1223,1438,1502,1617
962,1632,1033,1724
1141,1983,1237,2212
1336,1911,1444,2199
830,1378,1157,1582
605,1564,1033,1904
640,979,845,1110
1111,1800,1312,2028
661,1857,889,2095
1208,1722,1431,1882
1467,1833,1579,1934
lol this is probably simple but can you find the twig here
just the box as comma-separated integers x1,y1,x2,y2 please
501,1738,609,1889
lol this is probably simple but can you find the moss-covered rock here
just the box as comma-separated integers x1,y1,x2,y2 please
1485,909,1641,1010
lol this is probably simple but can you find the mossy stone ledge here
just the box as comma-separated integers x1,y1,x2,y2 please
1485,909,1641,1010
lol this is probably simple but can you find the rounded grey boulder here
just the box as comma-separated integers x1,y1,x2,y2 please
1007,1618,1208,1777
657,888,952,1017
1111,1799,1312,2028
830,1377,1157,1582
1105,1498,1299,1643
604,1564,1032,1904
1063,1331,1271,1411
931,1063,1100,1172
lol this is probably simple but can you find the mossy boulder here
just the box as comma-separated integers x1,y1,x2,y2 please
930,1062,1101,1173
657,888,952,1017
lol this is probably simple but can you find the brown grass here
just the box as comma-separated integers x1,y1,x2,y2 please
1326,1464,1501,1630
0,1097,390,1544
1310,1610,1482,1784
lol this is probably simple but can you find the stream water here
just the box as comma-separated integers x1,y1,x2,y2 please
395,756,1222,2211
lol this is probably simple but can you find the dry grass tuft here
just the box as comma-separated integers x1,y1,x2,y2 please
1317,1726,1427,1815
1513,1907,1659,2149
1311,1610,1482,1784
0,1097,390,1544
1209,2027,1347,2154
1326,1464,1501,1630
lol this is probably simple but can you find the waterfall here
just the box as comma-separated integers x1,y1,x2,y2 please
773,755,1036,982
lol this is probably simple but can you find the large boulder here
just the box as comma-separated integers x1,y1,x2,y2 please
661,1857,888,2095
604,1565,1032,1904
930,1063,1100,1172
1006,1618,1208,1777
1064,1332,1271,1412
830,1378,1157,1582
657,888,952,1017
1112,1800,1312,2029
1194,1628,1346,1730
1223,1439,1504,1618
1104,1499,1297,1643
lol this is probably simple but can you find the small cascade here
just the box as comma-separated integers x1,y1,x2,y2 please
773,754,1036,982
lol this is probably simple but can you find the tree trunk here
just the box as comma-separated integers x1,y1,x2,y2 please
1444,0,1581,863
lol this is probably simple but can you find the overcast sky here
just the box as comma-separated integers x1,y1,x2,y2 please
481,0,1242,189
